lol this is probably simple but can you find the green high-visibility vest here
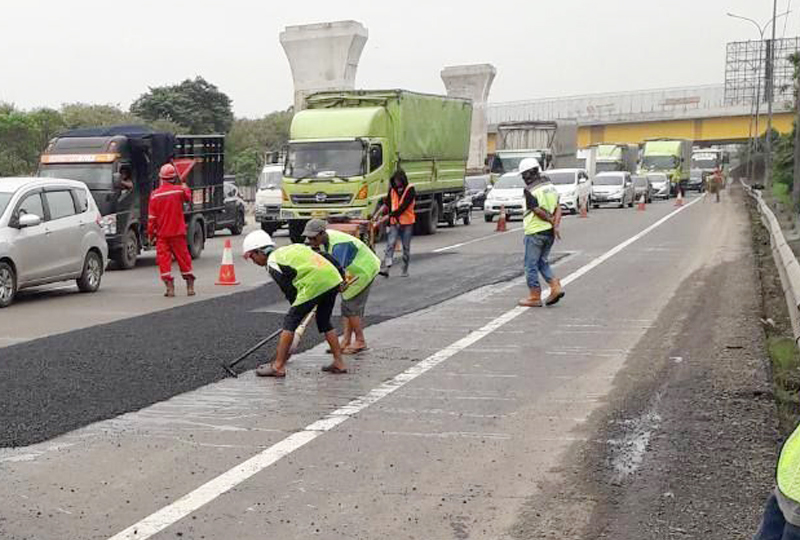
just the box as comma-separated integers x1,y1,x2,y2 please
523,181,559,236
778,424,800,502
269,244,343,306
324,229,381,300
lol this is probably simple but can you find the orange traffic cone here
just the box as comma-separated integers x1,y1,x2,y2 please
674,190,683,207
496,206,508,232
579,197,588,218
637,193,646,211
215,239,240,286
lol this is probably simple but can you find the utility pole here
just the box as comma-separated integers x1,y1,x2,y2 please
793,60,800,210
766,0,778,190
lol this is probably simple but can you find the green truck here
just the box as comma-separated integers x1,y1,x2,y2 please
280,89,472,242
638,138,692,195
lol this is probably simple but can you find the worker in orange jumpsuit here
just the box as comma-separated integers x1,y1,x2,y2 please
147,163,195,297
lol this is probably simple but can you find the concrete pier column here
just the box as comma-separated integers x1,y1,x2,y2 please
441,64,497,172
280,20,369,112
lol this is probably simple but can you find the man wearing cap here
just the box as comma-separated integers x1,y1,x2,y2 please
242,229,348,377
147,163,195,297
519,157,564,308
303,219,381,354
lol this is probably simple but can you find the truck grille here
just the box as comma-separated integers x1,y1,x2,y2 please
291,193,353,205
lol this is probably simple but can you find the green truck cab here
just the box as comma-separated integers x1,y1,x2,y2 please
280,90,472,242
638,138,692,195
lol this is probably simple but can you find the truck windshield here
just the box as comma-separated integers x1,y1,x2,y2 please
285,141,364,179
691,156,719,169
258,171,283,189
641,156,678,170
595,162,620,173
39,164,114,190
0,193,12,218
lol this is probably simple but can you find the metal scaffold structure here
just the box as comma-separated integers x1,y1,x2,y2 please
725,37,800,107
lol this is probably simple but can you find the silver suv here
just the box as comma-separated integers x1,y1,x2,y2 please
0,177,108,307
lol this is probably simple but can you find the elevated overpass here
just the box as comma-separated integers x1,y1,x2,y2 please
487,84,794,150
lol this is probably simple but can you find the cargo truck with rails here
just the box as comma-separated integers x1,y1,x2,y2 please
595,143,639,173
38,126,224,269
489,120,578,179
638,138,692,195
280,89,472,242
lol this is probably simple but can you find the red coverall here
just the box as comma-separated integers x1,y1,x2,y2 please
147,182,194,282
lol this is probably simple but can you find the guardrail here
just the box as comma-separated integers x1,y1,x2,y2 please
742,180,800,340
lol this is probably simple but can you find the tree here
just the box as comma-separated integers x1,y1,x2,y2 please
225,109,292,183
0,104,42,175
131,77,234,134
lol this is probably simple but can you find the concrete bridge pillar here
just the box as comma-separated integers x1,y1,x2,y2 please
441,64,497,172
280,21,369,112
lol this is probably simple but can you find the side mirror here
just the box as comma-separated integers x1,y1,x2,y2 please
18,214,42,228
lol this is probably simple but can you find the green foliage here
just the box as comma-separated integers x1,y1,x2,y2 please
131,77,233,134
226,109,292,185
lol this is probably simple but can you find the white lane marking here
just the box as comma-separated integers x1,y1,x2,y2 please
107,194,701,540
433,227,524,252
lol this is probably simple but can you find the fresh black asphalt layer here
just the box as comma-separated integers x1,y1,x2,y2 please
0,250,535,448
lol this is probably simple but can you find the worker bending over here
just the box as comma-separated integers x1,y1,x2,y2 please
242,230,348,377
303,219,380,354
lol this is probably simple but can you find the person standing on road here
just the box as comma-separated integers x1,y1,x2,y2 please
377,168,416,278
242,230,348,377
518,158,565,308
147,163,195,298
753,422,800,539
709,167,723,203
303,219,380,354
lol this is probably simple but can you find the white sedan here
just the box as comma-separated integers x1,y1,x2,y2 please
546,168,592,214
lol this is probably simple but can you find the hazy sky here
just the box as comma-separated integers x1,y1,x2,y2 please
0,0,796,118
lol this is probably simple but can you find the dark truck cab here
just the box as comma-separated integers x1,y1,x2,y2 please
38,126,224,269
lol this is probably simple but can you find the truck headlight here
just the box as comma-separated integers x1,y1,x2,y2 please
101,214,117,235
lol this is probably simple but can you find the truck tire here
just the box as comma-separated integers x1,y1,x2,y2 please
417,201,439,235
188,218,205,260
112,228,139,270
289,220,307,244
484,214,493,223
261,221,279,235
230,210,245,236
76,251,103,293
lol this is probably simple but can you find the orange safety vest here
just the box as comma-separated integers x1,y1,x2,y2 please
389,184,416,226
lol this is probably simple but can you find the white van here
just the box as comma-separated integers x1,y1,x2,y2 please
254,165,285,234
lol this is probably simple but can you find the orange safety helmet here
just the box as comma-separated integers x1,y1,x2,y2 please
159,163,179,183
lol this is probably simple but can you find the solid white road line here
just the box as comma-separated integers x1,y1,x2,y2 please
107,194,701,540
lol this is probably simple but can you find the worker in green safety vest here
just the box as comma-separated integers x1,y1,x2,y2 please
242,229,347,377
754,424,800,538
518,157,565,308
303,219,381,354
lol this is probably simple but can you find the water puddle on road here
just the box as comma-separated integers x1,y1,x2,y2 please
607,399,662,483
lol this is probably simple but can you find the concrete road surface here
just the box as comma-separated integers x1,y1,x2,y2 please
0,193,753,539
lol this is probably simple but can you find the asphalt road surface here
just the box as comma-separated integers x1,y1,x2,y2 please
0,193,751,539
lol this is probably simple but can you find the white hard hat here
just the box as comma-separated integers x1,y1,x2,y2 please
242,230,275,256
518,158,541,174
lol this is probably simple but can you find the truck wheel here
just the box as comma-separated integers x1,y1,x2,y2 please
189,219,205,260
464,212,471,226
484,214,493,223
77,251,103,293
261,222,279,235
230,210,245,236
289,220,306,243
112,229,139,270
417,202,439,235
446,213,456,227
0,261,16,308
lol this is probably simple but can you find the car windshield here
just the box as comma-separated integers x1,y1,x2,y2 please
494,174,525,189
647,174,668,183
466,177,487,189
546,172,576,185
258,170,283,189
0,192,12,218
284,141,364,179
633,177,648,187
641,155,678,170
595,162,620,173
594,175,624,186
39,164,113,190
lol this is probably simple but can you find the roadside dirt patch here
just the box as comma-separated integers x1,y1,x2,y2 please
506,187,780,539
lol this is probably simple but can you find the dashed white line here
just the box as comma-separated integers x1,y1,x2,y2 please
106,194,701,540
